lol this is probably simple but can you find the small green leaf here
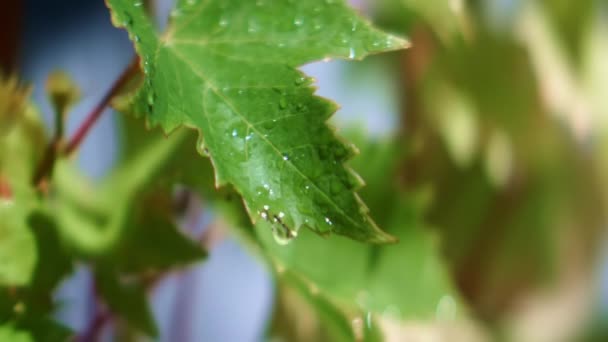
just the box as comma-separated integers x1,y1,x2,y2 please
95,269,158,337
106,0,408,243
52,127,187,255
107,200,207,273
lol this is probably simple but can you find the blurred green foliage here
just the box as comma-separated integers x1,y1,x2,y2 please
2,0,608,341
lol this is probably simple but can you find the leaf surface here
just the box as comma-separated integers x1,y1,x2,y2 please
106,0,408,242
257,133,463,321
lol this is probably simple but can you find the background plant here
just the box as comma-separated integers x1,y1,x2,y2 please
1,0,608,341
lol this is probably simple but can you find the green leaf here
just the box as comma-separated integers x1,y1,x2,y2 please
95,269,158,337
106,0,408,243
52,114,206,270
0,80,46,286
52,127,187,254
0,324,32,342
106,198,207,273
256,135,461,321
26,212,73,297
0,205,37,286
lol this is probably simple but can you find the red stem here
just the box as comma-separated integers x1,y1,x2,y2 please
77,310,111,342
64,57,139,155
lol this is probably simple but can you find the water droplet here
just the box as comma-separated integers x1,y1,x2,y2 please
272,225,297,245
231,129,238,137
282,154,289,161
219,18,229,28
133,1,143,7
262,119,277,131
348,47,356,59
294,17,304,27
324,217,333,226
295,77,306,86
270,216,298,246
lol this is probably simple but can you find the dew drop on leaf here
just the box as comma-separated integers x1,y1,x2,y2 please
348,47,356,59
271,221,298,246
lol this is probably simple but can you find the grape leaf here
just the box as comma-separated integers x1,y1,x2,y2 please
256,133,462,321
105,0,408,243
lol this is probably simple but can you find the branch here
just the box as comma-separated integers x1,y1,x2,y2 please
64,57,140,155
32,58,140,188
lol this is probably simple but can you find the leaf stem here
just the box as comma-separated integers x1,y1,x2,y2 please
32,57,140,187
64,57,140,155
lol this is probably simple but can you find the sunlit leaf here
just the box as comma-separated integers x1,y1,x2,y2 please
106,0,408,243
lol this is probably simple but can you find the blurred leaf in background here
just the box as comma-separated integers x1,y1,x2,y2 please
368,1,607,340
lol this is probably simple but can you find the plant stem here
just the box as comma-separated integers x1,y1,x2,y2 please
32,57,139,187
77,310,111,342
64,57,139,155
